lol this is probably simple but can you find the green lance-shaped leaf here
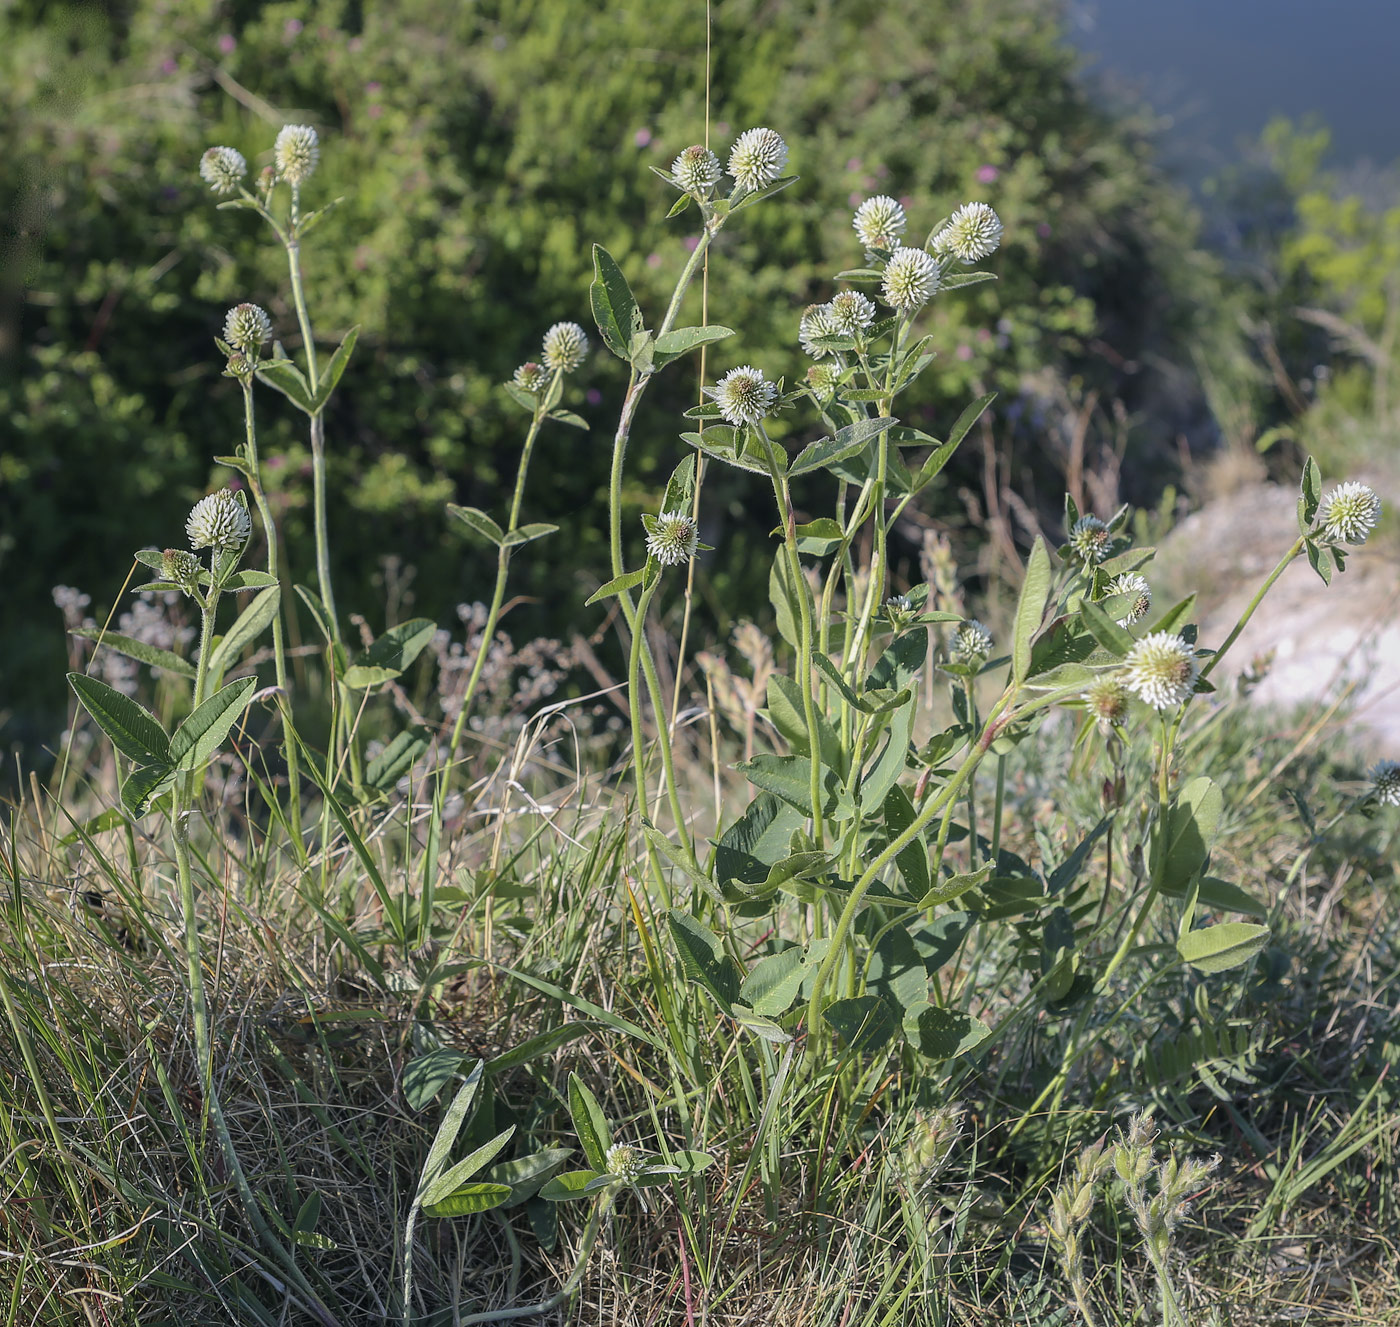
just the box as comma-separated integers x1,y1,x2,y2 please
169,676,258,771
1153,775,1224,893
501,522,559,547
364,725,432,793
205,585,281,680
788,416,897,477
447,504,505,547
1176,922,1271,974
423,1183,512,1218
539,1169,602,1203
255,357,315,413
403,1048,469,1112
484,1022,603,1077
651,325,735,370
1077,594,1134,659
419,1125,517,1208
69,628,196,680
667,910,741,1011
585,569,645,606
1012,536,1052,684
121,763,177,816
219,569,277,591
311,325,360,412
590,244,644,361
738,946,806,1016
68,673,170,766
342,618,436,689
567,1073,611,1174
488,1149,575,1207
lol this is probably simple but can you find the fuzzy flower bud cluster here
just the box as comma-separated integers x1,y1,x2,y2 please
1046,1138,1114,1311
881,246,940,312
799,303,839,358
952,619,993,665
604,1143,647,1183
707,365,778,426
672,145,722,196
542,321,589,373
512,361,548,393
852,195,907,252
1107,571,1152,626
829,289,876,334
1069,515,1111,565
934,202,1004,262
645,510,700,567
1082,675,1130,733
1123,632,1198,710
199,146,247,195
727,127,788,191
223,303,272,354
160,548,203,596
1370,759,1400,806
1319,480,1381,545
186,489,251,554
895,1104,964,1194
274,124,320,185
806,363,841,399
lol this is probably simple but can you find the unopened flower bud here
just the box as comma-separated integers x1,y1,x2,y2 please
274,124,319,185
1069,515,1111,565
1082,675,1130,732
672,144,722,196
952,619,993,664
199,146,247,195
512,361,548,393
806,363,841,399
161,548,203,595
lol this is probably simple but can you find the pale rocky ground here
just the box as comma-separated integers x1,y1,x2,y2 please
1156,472,1400,750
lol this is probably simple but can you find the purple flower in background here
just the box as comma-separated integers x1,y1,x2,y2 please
976,164,999,183
1037,222,1052,238
634,127,653,148
160,57,177,74
956,344,973,361
586,388,603,406
217,33,235,54
846,157,862,172
285,18,303,36
647,253,662,269
684,236,699,252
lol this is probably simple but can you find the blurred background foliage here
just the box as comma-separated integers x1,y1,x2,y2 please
1,0,1387,756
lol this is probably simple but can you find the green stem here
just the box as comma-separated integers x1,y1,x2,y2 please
1198,535,1304,685
449,385,555,756
241,380,303,848
627,574,672,907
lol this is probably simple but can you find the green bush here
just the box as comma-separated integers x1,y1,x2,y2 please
2,0,1229,754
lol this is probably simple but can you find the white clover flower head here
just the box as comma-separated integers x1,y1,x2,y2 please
1108,572,1152,627
274,124,320,185
953,619,994,664
1319,480,1381,545
604,1143,648,1183
645,510,699,567
672,144,722,195
1123,632,1198,710
853,195,907,251
707,364,778,425
886,593,913,613
727,127,788,191
1369,759,1400,806
199,145,247,195
160,548,203,596
1082,675,1130,732
881,246,940,312
829,289,876,335
799,303,839,358
806,363,841,399
512,361,548,393
223,302,272,353
1069,515,1112,565
541,321,589,373
943,201,1004,261
186,489,251,553
930,225,956,258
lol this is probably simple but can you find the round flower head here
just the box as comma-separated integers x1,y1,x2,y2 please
1319,480,1381,545
645,510,700,566
512,361,548,393
952,619,994,665
672,144,722,196
223,302,272,354
1082,675,1130,733
1123,632,1198,710
881,246,940,312
1108,572,1152,627
541,321,588,373
605,1143,647,1183
941,201,1003,262
160,548,203,596
799,303,839,358
707,365,778,426
1069,515,1112,565
829,289,876,335
727,127,788,191
1369,759,1400,806
274,124,319,185
199,145,247,195
853,195,907,251
186,489,251,553
806,363,841,399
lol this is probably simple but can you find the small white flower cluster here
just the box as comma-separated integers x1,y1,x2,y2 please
952,619,993,664
1108,572,1152,627
542,321,589,373
645,510,700,566
671,145,722,196
199,146,247,195
1122,632,1198,711
186,489,251,554
706,365,778,426
727,127,788,192
275,124,320,185
932,202,1004,262
223,303,272,353
1370,760,1400,806
1069,515,1112,566
1319,480,1381,545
